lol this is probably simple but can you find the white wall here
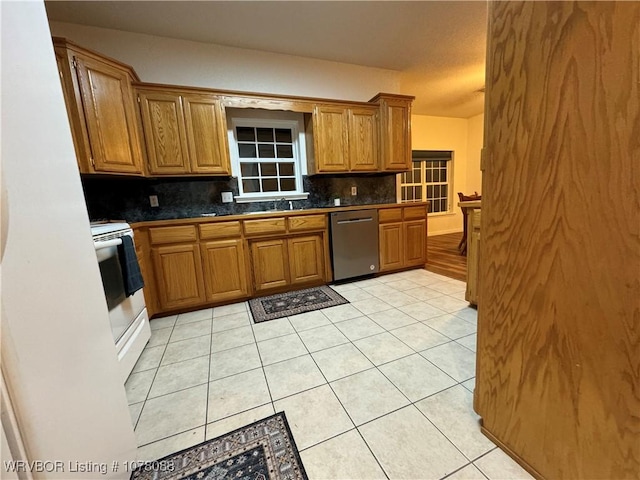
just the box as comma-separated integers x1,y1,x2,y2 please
1,3,136,478
411,114,483,236
49,21,400,102
466,113,484,193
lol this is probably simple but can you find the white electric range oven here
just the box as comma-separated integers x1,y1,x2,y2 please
91,222,150,382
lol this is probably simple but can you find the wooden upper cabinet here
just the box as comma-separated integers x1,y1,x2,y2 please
183,95,231,175
313,105,349,172
370,94,414,172
311,104,378,173
137,90,231,176
54,39,144,175
348,107,379,171
137,90,190,175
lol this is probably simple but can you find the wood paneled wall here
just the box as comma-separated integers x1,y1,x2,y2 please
476,2,640,479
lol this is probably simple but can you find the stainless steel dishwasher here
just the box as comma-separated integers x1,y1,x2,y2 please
330,209,379,281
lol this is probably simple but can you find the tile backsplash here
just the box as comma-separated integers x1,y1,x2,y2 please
82,174,397,222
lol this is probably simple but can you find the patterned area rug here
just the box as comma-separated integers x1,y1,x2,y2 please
131,412,306,480
249,285,348,323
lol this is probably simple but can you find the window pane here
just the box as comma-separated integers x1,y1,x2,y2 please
258,144,275,158
275,128,292,143
280,178,296,191
256,128,273,142
243,179,260,193
261,163,277,176
415,186,422,200
262,178,278,192
279,163,294,176
426,169,433,183
434,185,440,198
238,144,256,158
236,127,255,142
441,168,447,182
277,144,293,158
240,162,259,177
433,169,440,182
442,185,448,199
440,199,448,212
414,166,422,183
427,185,433,198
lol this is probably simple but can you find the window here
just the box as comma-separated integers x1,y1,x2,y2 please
398,150,453,214
229,113,308,202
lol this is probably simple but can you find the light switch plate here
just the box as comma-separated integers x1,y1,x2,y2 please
149,195,159,207
221,191,234,203
351,186,357,196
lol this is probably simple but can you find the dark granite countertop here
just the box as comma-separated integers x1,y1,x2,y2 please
130,202,428,228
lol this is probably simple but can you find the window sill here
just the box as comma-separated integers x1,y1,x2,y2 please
234,193,309,203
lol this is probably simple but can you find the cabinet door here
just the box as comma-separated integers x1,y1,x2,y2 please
379,223,403,272
201,239,249,303
250,239,290,292
379,97,412,171
183,95,231,174
313,105,349,172
348,107,378,171
138,91,190,175
403,219,427,267
288,235,325,285
74,55,143,174
152,243,205,310
465,210,481,305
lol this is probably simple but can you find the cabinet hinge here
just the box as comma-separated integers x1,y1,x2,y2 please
137,95,141,103
71,58,78,70
90,157,95,168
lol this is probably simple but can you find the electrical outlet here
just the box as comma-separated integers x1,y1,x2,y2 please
351,186,357,196
149,195,159,207
221,191,233,203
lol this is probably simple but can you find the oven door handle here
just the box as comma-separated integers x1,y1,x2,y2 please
94,238,123,251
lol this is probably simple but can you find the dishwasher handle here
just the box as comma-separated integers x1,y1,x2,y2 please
336,217,374,225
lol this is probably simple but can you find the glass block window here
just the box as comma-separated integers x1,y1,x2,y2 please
230,117,306,200
398,151,453,214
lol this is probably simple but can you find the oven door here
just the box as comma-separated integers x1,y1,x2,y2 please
95,236,146,343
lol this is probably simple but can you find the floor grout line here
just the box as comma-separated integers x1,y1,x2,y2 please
130,269,500,477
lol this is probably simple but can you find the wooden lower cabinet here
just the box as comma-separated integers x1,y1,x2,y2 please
201,239,249,303
288,235,324,285
379,208,427,272
379,223,403,271
250,239,290,292
465,209,481,305
403,219,426,267
152,243,205,310
250,234,325,293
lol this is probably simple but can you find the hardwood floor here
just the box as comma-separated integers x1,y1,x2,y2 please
426,232,467,282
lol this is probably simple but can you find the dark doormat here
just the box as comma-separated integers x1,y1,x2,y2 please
249,285,348,323
131,412,307,480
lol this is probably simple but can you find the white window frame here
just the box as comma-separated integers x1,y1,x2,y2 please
397,151,453,216
228,112,309,203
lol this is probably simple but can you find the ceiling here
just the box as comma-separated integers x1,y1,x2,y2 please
45,1,488,118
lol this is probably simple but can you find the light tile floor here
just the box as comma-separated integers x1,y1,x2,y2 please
126,269,533,480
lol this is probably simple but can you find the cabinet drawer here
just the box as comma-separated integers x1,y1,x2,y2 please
149,225,197,244
199,221,241,240
288,214,326,232
403,205,427,220
379,208,402,223
243,218,286,236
